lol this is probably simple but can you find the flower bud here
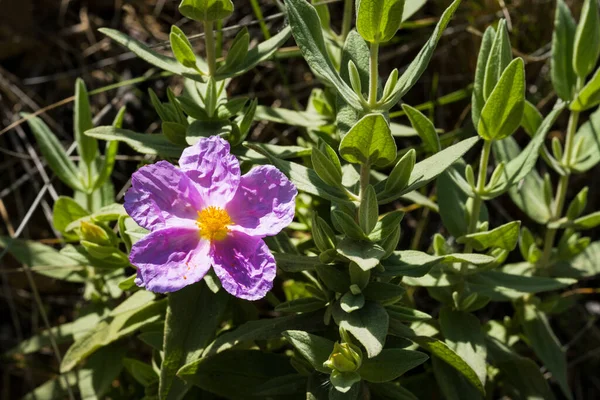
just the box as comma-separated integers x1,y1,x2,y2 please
79,221,111,246
323,342,363,373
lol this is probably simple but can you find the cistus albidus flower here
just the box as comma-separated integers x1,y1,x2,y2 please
124,136,297,300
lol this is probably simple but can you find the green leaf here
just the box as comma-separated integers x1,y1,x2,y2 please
170,25,199,70
552,0,578,101
246,144,351,204
379,250,494,278
413,336,485,395
402,104,440,152
341,292,366,312
316,264,351,293
359,185,378,234
468,270,575,300
274,253,319,272
312,146,343,187
64,203,126,232
573,0,600,79
571,68,600,111
160,282,229,400
100,28,194,77
386,305,432,322
494,136,551,223
217,27,292,80
53,196,89,234
340,114,397,168
333,302,389,358
332,210,367,240
369,382,419,400
569,211,600,229
439,308,487,389
483,19,512,101
486,337,556,400
60,294,166,372
276,297,327,313
383,150,415,197
356,0,405,43
437,162,488,238
283,330,335,373
336,29,372,135
203,311,325,357
0,237,86,282
93,109,123,190
179,0,234,22
432,355,483,400
379,136,479,204
286,0,363,109
572,106,600,172
221,27,250,72
478,58,525,141
487,104,565,196
337,238,386,271
519,302,572,400
24,114,85,192
85,126,183,158
362,282,405,305
78,345,126,400
162,121,188,146
554,240,600,278
472,26,496,127
74,78,98,166
521,100,543,136
255,106,328,128
123,358,158,386
368,210,405,242
254,374,308,396
358,348,427,383
6,311,100,356
457,221,520,251
382,0,461,106
177,350,295,398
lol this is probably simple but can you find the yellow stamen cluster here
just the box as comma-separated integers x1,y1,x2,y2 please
196,206,231,241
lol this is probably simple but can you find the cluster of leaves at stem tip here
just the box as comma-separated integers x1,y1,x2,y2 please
4,0,600,399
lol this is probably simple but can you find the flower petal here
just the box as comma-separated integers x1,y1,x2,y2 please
124,161,203,231
179,136,240,205
210,231,276,300
131,227,211,293
227,165,297,237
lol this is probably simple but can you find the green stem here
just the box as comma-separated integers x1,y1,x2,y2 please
203,21,216,76
341,0,354,42
368,42,379,108
461,140,492,271
539,109,580,267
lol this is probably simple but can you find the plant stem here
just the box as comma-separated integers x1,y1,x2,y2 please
368,42,379,108
203,20,216,76
539,109,580,267
462,140,492,271
341,0,354,42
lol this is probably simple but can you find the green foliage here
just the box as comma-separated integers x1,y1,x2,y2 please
356,0,405,43
13,1,600,399
477,58,525,141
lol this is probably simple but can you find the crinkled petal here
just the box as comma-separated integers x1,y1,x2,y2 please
131,227,211,293
210,231,276,300
125,161,203,231
179,136,240,205
227,165,297,237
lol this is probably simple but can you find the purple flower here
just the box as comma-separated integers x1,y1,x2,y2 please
124,136,297,300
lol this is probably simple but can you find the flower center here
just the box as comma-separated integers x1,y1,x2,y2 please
196,206,231,241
